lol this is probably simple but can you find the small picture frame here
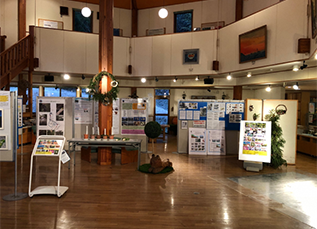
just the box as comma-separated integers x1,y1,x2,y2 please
0,109,3,129
183,49,199,64
0,135,7,150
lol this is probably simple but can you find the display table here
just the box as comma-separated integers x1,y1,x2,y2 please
297,133,317,157
67,138,142,169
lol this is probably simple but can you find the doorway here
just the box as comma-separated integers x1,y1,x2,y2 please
154,89,170,133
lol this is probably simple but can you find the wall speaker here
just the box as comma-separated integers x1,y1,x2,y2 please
204,77,214,84
60,6,69,16
128,65,132,74
212,60,219,71
97,12,99,20
44,75,54,82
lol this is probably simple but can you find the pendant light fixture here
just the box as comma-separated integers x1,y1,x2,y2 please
158,0,168,19
81,1,91,18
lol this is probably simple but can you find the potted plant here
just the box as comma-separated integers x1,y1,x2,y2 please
144,121,162,154
253,113,260,121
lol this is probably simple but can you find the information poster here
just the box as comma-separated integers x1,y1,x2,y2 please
37,98,65,136
93,101,99,134
239,121,271,163
121,98,147,135
112,98,120,134
178,101,207,120
225,102,244,130
0,91,11,152
35,139,63,155
74,98,93,124
207,130,226,155
0,91,10,109
188,128,206,155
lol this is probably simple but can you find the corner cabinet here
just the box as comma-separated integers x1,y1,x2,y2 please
297,134,317,157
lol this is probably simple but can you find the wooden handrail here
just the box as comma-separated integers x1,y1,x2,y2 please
0,35,29,75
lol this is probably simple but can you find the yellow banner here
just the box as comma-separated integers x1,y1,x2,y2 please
243,150,267,156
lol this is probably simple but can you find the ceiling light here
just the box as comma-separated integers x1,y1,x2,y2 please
265,85,271,92
293,65,299,72
81,74,85,80
226,73,232,80
293,82,299,90
300,61,307,70
195,76,199,81
315,53,317,60
158,8,168,19
207,88,211,92
86,88,89,92
141,78,146,83
173,77,177,82
155,77,159,82
81,6,91,17
247,72,251,77
63,74,70,80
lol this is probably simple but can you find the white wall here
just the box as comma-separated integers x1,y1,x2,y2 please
0,0,18,49
243,0,280,17
254,87,285,99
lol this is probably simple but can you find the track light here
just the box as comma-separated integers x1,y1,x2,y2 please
81,74,85,80
173,77,177,82
292,65,299,72
195,76,199,81
293,82,299,90
155,77,159,82
141,78,146,83
266,85,271,92
226,73,232,80
247,72,251,77
300,61,307,70
63,74,70,80
207,88,211,92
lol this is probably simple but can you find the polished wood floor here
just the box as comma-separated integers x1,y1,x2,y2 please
0,135,316,229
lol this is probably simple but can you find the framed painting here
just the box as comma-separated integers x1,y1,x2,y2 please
239,25,267,63
0,135,7,150
311,0,317,38
0,109,2,129
183,49,199,64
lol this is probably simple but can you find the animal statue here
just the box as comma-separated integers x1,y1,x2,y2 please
148,154,173,174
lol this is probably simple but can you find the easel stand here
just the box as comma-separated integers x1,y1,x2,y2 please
29,135,68,197
243,160,263,172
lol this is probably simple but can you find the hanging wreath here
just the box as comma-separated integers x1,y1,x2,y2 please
87,71,119,106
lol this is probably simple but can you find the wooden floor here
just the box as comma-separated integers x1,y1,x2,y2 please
0,135,316,229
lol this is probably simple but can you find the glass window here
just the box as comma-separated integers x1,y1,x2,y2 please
44,87,60,97
174,10,193,33
155,99,169,115
32,87,39,113
73,8,93,33
155,89,170,96
81,88,90,98
155,116,168,126
10,86,18,92
61,87,77,97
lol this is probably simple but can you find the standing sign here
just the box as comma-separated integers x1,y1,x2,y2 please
37,97,65,137
238,121,271,163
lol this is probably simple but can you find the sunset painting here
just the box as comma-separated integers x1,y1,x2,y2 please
239,25,267,63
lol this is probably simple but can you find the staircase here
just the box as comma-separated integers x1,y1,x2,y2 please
0,26,35,89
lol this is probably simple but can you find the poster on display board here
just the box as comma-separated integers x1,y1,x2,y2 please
0,91,10,109
206,102,226,130
74,98,93,124
112,98,120,134
178,101,207,120
239,121,271,163
121,98,147,135
207,130,226,155
188,128,207,155
225,102,244,130
37,97,65,137
0,91,12,152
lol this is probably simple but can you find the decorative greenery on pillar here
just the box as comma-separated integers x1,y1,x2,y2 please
265,109,287,169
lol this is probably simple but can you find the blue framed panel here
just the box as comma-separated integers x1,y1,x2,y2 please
225,102,245,130
178,101,207,120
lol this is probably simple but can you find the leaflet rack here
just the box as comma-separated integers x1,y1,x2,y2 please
29,135,68,197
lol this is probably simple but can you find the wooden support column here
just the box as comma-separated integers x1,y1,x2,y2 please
235,0,243,21
233,86,243,100
131,0,138,37
28,26,35,115
98,0,114,165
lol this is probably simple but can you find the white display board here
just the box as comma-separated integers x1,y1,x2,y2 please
239,121,272,163
188,128,207,155
263,100,297,164
245,99,263,121
207,130,226,155
37,97,66,137
0,91,12,160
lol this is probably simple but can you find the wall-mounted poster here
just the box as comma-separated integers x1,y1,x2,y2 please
188,128,206,155
0,135,7,150
37,98,65,137
239,121,271,163
0,109,3,129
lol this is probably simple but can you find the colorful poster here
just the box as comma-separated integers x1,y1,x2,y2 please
74,98,93,124
121,98,147,135
239,121,271,163
37,98,65,137
35,139,63,155
188,128,206,155
193,120,205,128
0,91,10,109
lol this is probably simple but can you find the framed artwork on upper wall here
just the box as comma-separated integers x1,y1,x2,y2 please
239,25,267,64
183,49,199,64
0,109,3,129
311,0,317,38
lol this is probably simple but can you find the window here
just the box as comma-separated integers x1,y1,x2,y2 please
174,10,193,33
73,8,93,33
10,86,18,92
44,87,60,97
61,87,77,97
155,89,170,96
32,87,39,113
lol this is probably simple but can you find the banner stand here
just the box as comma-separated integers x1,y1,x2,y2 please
3,92,28,201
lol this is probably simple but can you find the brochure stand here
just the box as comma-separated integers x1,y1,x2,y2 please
29,135,68,197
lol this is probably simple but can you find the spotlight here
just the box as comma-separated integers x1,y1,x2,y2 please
293,82,299,90
207,88,211,92
182,91,186,99
63,74,70,80
299,61,307,70
195,76,199,81
173,76,177,82
158,8,168,19
141,78,146,83
247,72,252,77
55,85,58,89
81,74,85,80
155,77,159,82
292,65,299,72
266,85,271,92
227,73,232,80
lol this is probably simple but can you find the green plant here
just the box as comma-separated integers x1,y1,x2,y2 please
265,109,287,169
253,113,260,121
144,121,162,154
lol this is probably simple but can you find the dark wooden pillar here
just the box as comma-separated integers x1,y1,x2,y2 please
235,0,243,21
18,0,26,39
98,0,114,165
131,0,138,37
28,26,34,114
233,86,243,100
